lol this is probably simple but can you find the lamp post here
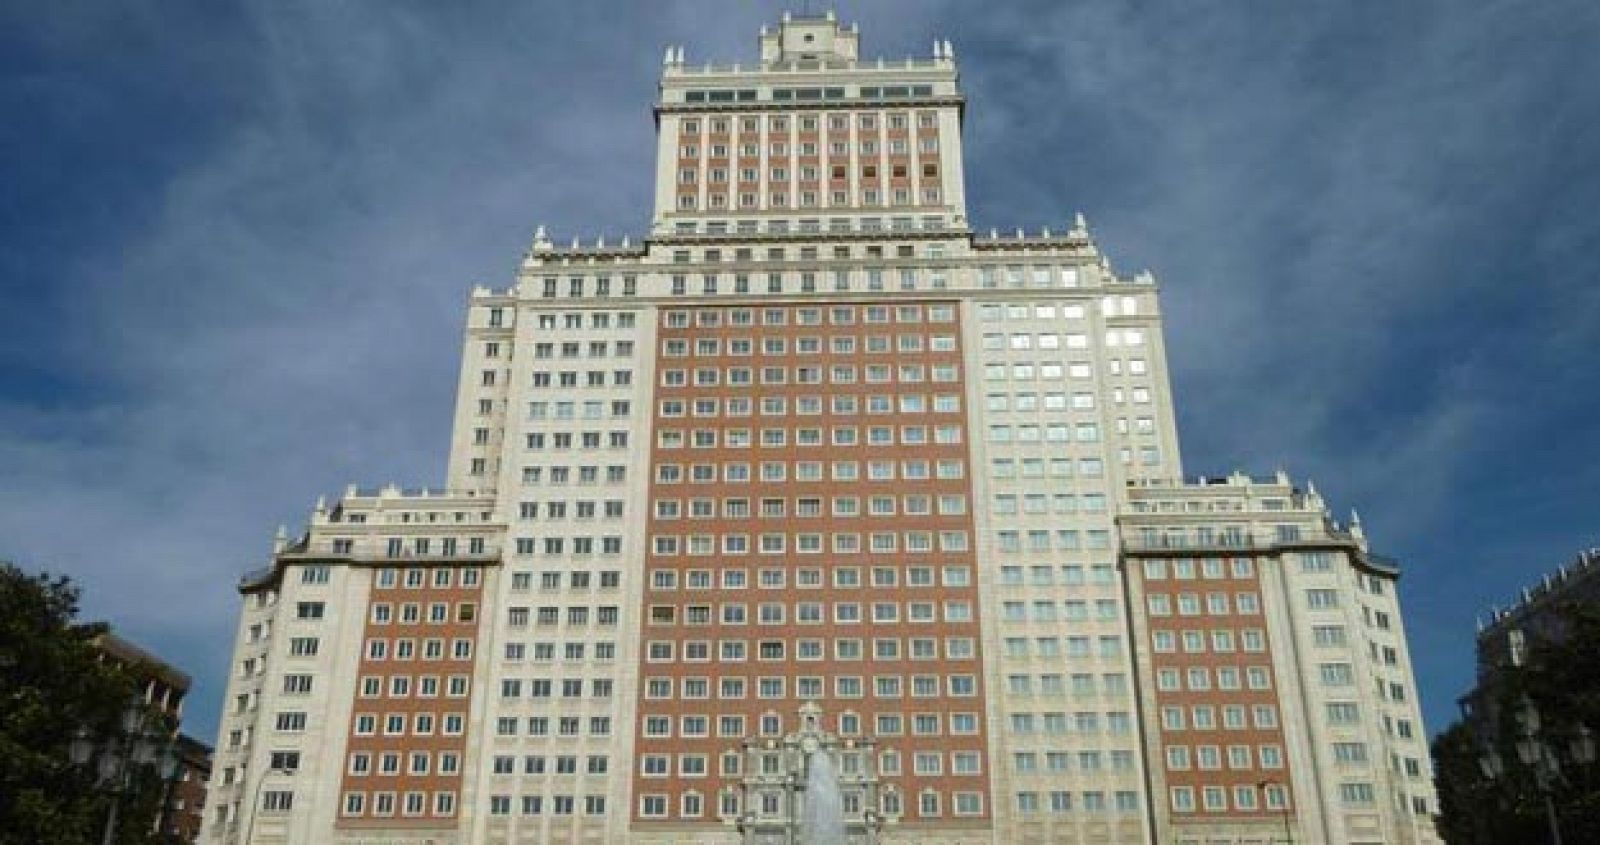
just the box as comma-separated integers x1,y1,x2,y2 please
68,703,181,845
241,766,288,845
1477,709,1597,845
1256,780,1293,845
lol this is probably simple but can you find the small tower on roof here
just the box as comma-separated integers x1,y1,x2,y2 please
761,10,859,64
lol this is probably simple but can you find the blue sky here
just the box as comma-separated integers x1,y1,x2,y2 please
3,1,1598,745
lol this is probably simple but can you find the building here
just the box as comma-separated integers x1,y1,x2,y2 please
96,631,192,724
169,734,215,843
1459,547,1600,745
1118,474,1438,845
94,632,212,843
200,13,1438,845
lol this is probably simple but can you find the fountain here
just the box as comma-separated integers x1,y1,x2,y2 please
800,748,846,844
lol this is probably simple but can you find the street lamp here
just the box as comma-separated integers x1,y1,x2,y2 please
1477,707,1598,845
241,765,289,845
1256,780,1293,845
68,703,181,845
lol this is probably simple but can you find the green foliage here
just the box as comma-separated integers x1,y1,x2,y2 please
0,562,172,844
1433,602,1600,844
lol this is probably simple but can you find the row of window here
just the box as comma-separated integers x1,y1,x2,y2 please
641,638,977,664
364,637,476,661
640,678,977,713
341,790,459,818
503,605,621,626
1170,784,1288,813
511,536,624,556
521,430,631,451
679,160,941,183
1010,749,1138,773
651,530,971,557
648,564,971,590
368,601,477,625
677,111,938,136
1014,790,1141,814
656,360,962,385
357,674,471,699
1147,592,1259,616
999,601,1120,623
1001,637,1130,661
1153,665,1275,693
355,707,470,732
347,710,468,736
995,493,1109,515
982,360,1141,383
657,424,965,449
522,339,635,360
639,789,980,821
660,393,960,416
515,501,624,521
1141,558,1256,580
494,716,614,738
357,537,492,558
641,749,979,782
648,600,975,626
653,493,968,520
526,311,637,331
675,187,941,211
1164,743,1284,771
999,672,1130,697
490,754,609,776
995,529,1116,553
347,748,461,777
662,241,950,266
498,678,614,699
502,641,616,662
665,266,963,294
1150,627,1268,653
654,458,966,484
507,569,622,589
664,332,955,356
671,302,949,328
514,465,629,484
526,401,633,420
485,793,606,817
998,565,1120,587
979,302,1143,322
1158,704,1280,732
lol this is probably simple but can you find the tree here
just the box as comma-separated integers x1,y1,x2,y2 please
0,561,171,844
1433,602,1600,843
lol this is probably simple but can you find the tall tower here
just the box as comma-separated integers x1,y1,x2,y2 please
201,13,1438,845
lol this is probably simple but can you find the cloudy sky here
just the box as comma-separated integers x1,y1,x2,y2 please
4,1,1598,743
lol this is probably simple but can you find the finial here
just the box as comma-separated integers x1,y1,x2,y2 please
1072,211,1088,233
314,495,327,514
621,235,631,247
272,524,288,553
533,225,551,252
663,46,673,65
570,236,579,249
596,235,606,248
1042,226,1053,238
944,40,954,59
1014,227,1024,238
1350,508,1362,526
988,227,998,238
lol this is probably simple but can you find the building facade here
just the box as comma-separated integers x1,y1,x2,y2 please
201,13,1438,845
1459,547,1600,750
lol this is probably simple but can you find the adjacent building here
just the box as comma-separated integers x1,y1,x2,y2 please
1459,547,1600,747
94,632,213,843
1119,474,1437,845
200,13,1439,844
